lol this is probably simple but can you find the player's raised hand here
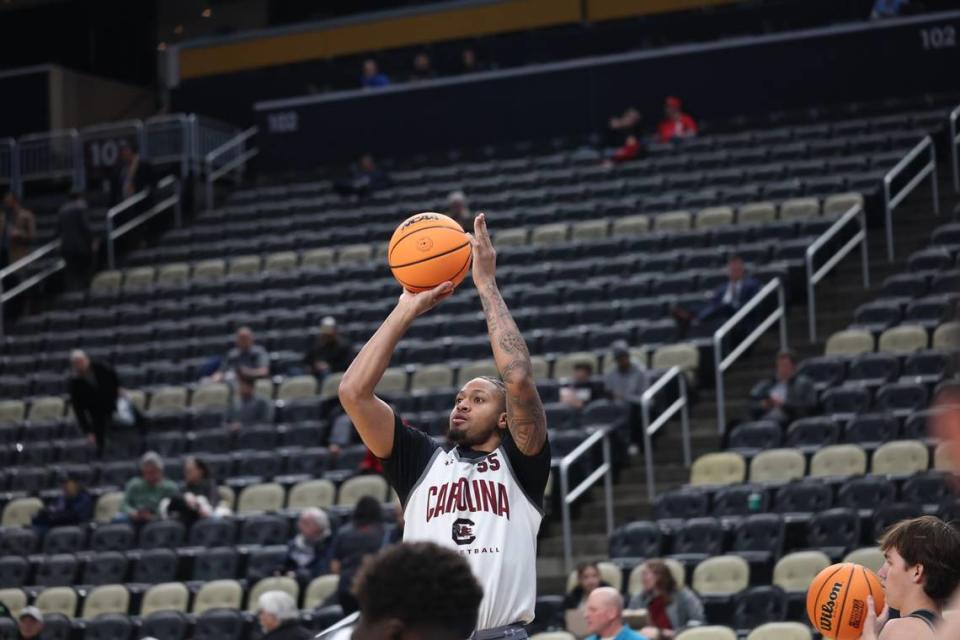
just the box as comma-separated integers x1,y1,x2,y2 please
467,212,497,285
397,281,453,317
861,595,889,640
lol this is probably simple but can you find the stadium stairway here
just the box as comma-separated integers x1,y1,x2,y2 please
534,171,950,595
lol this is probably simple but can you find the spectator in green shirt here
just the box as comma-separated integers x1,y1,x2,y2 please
117,451,178,523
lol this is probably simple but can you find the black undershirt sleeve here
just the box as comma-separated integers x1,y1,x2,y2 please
379,412,441,506
500,431,552,508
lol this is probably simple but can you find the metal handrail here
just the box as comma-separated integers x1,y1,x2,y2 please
639,365,691,501
314,611,359,639
950,104,960,194
145,113,193,177
0,238,62,335
106,175,181,269
713,278,788,434
883,135,939,261
17,128,83,189
805,203,870,342
203,126,258,210
558,425,614,574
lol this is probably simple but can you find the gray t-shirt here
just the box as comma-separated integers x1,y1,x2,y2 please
604,362,647,401
225,395,274,427
219,345,269,374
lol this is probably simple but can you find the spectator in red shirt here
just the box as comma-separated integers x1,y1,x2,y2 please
657,96,698,143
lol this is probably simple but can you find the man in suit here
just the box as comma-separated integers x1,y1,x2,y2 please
56,191,96,291
749,350,817,425
673,254,762,337
68,349,119,455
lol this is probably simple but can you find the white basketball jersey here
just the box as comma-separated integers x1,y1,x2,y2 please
402,443,542,630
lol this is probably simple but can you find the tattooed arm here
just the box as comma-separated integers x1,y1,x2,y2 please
469,213,547,456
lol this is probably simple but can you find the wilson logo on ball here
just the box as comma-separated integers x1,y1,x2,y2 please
819,582,843,631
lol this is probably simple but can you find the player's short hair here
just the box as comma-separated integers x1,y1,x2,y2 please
879,515,960,604
354,542,482,637
477,376,507,408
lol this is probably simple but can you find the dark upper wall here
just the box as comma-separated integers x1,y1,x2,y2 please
250,10,960,169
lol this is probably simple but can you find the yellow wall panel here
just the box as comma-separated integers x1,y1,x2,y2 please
180,0,580,80
586,0,739,23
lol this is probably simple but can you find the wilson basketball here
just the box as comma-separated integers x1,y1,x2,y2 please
388,212,472,292
806,562,885,640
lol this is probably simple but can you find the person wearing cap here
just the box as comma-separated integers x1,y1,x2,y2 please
657,96,698,144
605,342,647,403
18,607,44,639
303,317,353,381
257,591,310,640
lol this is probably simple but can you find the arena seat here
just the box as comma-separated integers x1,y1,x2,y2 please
565,561,622,593
246,576,299,611
193,608,244,640
809,444,868,478
237,482,285,514
140,582,190,616
871,439,929,476
689,452,746,487
81,584,130,618
191,579,243,614
140,610,190,640
676,627,737,640
304,574,339,610
337,475,389,507
749,449,805,484
81,552,128,585
746,622,813,640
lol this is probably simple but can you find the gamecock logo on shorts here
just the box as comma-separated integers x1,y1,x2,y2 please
452,518,477,545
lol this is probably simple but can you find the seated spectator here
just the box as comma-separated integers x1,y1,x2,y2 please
116,452,179,524
657,96,697,144
361,59,390,88
672,254,761,337
2,191,36,265
446,190,472,231
584,587,646,640
163,456,220,527
608,135,642,165
749,350,817,425
560,363,606,409
32,477,93,535
605,341,647,402
225,375,274,431
564,561,611,611
303,316,353,381
334,154,391,199
211,326,270,383
630,559,705,639
69,349,123,455
17,607,44,640
609,107,642,137
281,508,333,586
409,52,436,82
331,496,388,615
256,591,311,640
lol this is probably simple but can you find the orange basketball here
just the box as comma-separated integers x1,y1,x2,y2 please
807,562,885,639
388,212,472,292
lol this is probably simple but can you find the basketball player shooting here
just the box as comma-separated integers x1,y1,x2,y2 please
339,213,550,638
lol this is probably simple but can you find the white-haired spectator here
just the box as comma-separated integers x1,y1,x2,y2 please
116,452,178,523
257,591,310,640
446,190,472,231
279,508,334,586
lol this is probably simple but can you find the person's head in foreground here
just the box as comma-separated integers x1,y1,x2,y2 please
878,515,960,613
257,590,299,633
18,607,44,638
449,375,508,449
583,586,626,637
351,542,483,640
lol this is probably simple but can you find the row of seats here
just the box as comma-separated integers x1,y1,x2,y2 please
532,623,816,640
826,322,958,356
0,573,341,618
689,439,951,486
0,472,391,529
106,193,860,283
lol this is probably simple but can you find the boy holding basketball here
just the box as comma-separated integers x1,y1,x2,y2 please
863,516,960,639
339,213,550,638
